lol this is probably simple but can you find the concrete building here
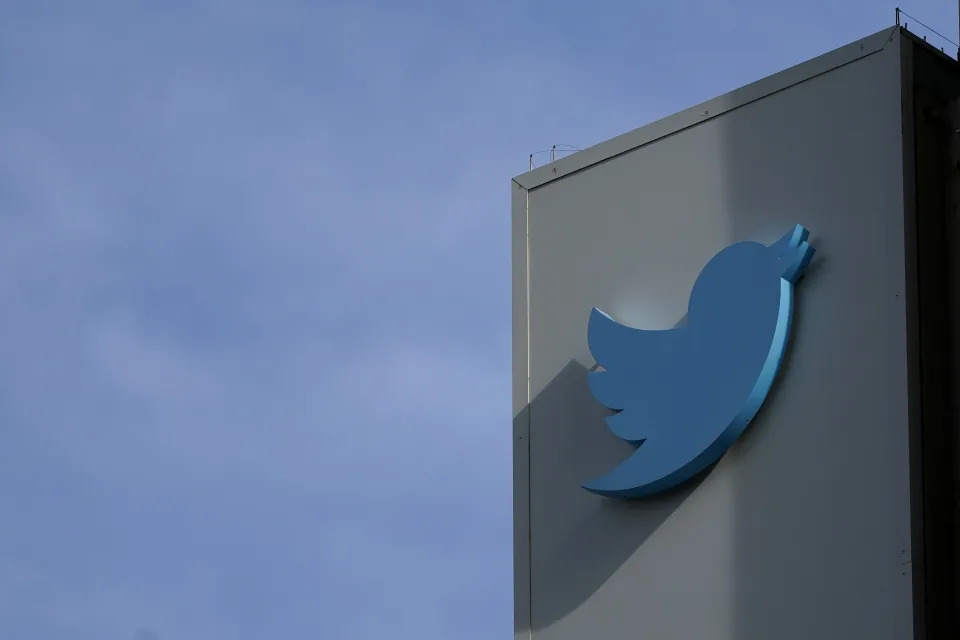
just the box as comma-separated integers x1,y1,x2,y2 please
512,26,959,639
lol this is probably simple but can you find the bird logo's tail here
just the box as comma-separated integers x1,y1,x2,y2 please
771,224,815,283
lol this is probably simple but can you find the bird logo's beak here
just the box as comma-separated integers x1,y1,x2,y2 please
770,224,815,284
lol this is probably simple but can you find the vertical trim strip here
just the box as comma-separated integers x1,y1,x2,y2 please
511,180,532,640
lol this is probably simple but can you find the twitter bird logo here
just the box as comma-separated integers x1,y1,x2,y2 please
583,224,815,498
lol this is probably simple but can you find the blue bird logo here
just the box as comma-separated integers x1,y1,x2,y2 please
583,224,815,498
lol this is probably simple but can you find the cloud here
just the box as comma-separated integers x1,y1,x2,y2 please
0,557,240,640
0,4,536,636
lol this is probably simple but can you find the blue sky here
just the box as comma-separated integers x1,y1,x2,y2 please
0,1,953,638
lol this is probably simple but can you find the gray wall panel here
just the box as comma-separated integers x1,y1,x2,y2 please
517,32,913,640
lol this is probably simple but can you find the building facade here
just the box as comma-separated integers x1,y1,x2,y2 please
512,26,959,639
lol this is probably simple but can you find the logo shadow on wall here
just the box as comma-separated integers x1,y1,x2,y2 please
522,357,709,632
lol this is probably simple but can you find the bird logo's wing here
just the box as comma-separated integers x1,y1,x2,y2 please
586,307,683,445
